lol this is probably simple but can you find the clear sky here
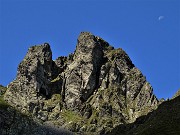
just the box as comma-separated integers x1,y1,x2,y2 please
0,0,179,99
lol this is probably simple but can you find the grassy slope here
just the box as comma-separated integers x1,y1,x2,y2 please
107,95,180,135
0,85,9,109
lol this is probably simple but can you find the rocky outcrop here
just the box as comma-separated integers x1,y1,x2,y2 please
63,32,104,109
5,44,60,115
4,32,158,134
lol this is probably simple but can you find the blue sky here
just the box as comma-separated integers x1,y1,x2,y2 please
0,0,179,99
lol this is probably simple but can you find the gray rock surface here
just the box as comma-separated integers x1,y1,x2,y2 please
4,32,159,134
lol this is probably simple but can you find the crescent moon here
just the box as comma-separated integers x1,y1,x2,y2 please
158,16,164,21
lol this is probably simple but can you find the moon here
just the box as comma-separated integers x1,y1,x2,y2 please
158,16,164,21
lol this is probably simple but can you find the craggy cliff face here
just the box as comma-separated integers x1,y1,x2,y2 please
4,32,158,134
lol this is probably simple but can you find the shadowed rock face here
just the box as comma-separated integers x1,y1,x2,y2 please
4,32,158,134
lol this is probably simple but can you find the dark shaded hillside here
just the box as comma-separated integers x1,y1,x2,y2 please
107,95,180,135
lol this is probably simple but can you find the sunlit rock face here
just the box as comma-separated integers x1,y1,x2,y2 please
4,32,158,134
63,32,104,109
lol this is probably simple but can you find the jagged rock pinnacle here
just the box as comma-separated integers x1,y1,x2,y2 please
4,32,158,134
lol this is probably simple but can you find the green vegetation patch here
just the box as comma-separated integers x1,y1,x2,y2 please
0,84,7,96
61,110,83,122
0,96,9,109
45,94,61,106
0,85,9,109
51,76,61,83
106,48,125,61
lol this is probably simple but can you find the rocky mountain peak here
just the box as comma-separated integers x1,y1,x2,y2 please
74,32,103,61
4,32,158,134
